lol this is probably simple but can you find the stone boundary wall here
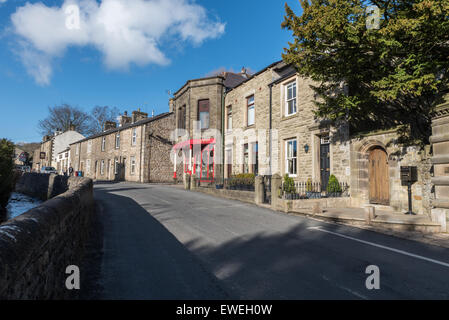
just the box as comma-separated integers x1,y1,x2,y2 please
194,187,255,204
15,173,70,201
0,174,94,299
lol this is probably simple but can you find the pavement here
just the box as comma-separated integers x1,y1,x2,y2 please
86,182,449,300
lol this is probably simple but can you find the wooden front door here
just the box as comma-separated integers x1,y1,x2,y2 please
369,148,390,205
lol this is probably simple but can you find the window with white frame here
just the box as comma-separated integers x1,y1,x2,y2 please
115,132,120,149
285,81,297,116
247,96,255,126
243,143,249,173
101,137,106,151
227,106,232,131
130,156,136,175
285,139,297,176
86,159,91,174
100,160,105,175
132,128,137,146
87,140,92,154
76,144,79,155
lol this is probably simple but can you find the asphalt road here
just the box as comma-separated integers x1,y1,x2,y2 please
89,182,449,300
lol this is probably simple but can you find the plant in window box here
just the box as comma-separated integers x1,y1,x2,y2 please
326,175,342,197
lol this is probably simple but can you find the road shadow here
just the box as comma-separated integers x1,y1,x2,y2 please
182,220,449,299
84,184,449,300
84,187,231,300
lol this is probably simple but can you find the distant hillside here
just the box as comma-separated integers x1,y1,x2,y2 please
15,142,40,156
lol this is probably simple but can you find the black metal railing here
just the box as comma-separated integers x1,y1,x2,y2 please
281,181,349,200
197,177,255,192
224,178,255,191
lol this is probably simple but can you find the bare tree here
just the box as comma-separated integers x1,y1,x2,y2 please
38,104,91,136
89,106,119,134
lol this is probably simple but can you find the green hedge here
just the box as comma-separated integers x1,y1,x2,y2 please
228,173,255,186
326,174,342,193
283,174,296,194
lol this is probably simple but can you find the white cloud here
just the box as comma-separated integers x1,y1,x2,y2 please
10,0,225,85
0,0,7,4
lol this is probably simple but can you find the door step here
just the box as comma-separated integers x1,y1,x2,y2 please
363,204,396,212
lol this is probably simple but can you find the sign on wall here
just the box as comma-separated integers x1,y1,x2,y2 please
40,152,46,160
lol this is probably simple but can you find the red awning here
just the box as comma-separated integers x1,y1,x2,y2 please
173,138,215,150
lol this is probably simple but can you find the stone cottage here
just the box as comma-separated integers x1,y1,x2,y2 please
70,110,175,183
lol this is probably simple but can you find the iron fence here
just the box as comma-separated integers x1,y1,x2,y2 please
281,180,349,200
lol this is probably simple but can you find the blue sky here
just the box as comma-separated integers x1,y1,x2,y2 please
0,0,301,143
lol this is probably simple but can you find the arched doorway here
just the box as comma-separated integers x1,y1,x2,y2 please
368,147,390,205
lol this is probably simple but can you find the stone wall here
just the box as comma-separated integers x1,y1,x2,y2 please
0,174,94,299
15,172,69,200
193,186,256,204
145,113,178,182
430,93,449,232
350,130,432,215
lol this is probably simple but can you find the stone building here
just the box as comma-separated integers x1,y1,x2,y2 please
430,92,449,231
32,129,85,172
224,60,350,188
70,110,175,183
171,71,248,183
14,147,26,166
173,60,432,216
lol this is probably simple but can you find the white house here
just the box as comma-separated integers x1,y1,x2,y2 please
56,147,71,175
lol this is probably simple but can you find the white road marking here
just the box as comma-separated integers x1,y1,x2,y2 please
307,227,449,268
196,204,247,210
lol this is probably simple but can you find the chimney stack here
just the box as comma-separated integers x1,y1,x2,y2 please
118,111,132,127
132,109,148,123
241,67,248,79
104,121,117,131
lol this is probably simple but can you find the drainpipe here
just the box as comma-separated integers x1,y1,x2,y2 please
139,124,144,182
222,84,226,182
269,83,273,176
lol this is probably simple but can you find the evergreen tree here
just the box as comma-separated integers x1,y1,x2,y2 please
282,0,449,146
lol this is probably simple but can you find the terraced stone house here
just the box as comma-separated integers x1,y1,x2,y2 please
174,60,432,216
70,110,175,183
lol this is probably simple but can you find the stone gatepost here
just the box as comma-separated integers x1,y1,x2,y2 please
254,176,264,205
184,174,191,190
430,93,449,232
190,175,198,191
271,174,282,210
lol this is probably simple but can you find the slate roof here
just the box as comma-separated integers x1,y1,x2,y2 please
70,112,172,145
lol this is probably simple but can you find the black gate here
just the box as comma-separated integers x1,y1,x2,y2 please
263,175,272,204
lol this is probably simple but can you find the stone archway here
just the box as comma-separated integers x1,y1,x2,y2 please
352,139,391,206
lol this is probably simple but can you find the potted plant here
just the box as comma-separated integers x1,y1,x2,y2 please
327,174,342,197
